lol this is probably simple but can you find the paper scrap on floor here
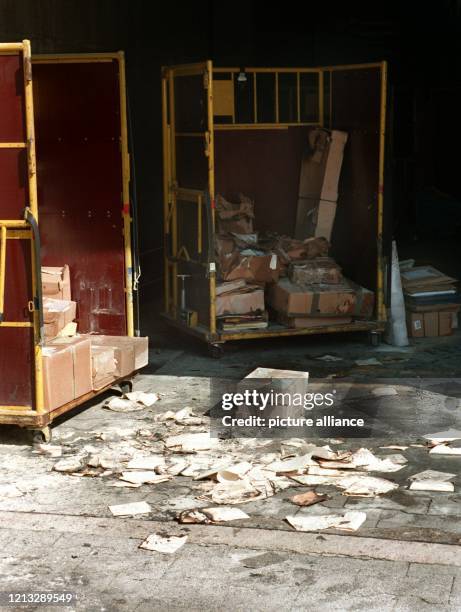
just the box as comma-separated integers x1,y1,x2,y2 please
408,469,456,492
290,491,327,506
337,475,398,497
109,501,152,516
286,511,366,532
423,429,461,444
139,534,187,554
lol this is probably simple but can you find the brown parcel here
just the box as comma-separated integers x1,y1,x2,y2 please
42,336,92,412
278,314,352,329
290,257,342,285
294,129,348,240
215,194,254,234
222,253,280,283
43,298,77,339
41,265,71,300
91,345,117,390
268,278,356,317
216,286,265,316
88,335,135,377
406,310,456,338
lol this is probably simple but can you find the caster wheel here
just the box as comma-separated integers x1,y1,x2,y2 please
209,343,224,359
119,380,133,394
32,426,52,444
369,331,381,347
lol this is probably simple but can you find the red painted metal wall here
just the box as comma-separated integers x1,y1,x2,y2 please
33,61,127,336
0,53,35,408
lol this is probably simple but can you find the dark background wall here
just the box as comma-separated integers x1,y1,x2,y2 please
1,0,460,335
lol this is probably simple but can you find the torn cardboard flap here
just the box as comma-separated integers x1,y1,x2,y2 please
41,264,71,300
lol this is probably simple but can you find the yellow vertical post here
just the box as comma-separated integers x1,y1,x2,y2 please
318,70,324,127
161,72,171,313
22,39,44,414
197,194,203,255
168,71,178,314
206,60,216,336
275,72,279,123
377,61,387,322
0,226,6,319
296,72,301,123
231,72,236,124
117,51,134,337
253,72,257,123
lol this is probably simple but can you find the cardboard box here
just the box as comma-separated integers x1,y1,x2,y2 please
222,253,280,283
216,287,265,316
87,335,149,372
88,335,136,377
43,298,77,339
42,265,71,300
268,278,356,317
91,345,117,390
289,257,342,286
43,336,92,411
406,310,456,338
294,129,348,240
216,194,254,234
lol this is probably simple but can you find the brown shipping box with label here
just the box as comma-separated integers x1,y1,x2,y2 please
216,287,265,316
42,336,92,411
295,129,348,240
268,278,356,317
407,309,457,338
42,265,71,300
43,298,77,339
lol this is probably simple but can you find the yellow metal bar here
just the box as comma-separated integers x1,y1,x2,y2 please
22,40,44,416
175,132,206,137
0,220,28,228
197,194,203,255
168,62,212,76
175,187,205,200
0,405,32,411
377,61,388,323
0,142,26,148
0,42,24,52
214,123,318,131
206,60,216,336
117,51,134,337
275,72,279,123
231,73,236,123
23,41,38,221
296,72,301,122
253,72,257,123
0,226,6,319
0,322,33,327
214,64,382,73
318,70,324,127
5,229,30,239
33,52,118,63
162,72,171,314
168,70,178,314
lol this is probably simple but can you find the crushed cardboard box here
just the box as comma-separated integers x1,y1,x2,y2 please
41,264,71,300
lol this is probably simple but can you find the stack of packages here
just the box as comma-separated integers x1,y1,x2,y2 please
268,248,374,328
41,265,148,411
401,263,460,338
215,128,375,331
215,194,272,331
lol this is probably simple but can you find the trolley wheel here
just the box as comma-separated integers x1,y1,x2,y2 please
119,380,133,394
209,343,224,359
369,331,381,347
32,426,52,445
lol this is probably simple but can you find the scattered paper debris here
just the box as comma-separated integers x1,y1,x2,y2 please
178,509,209,524
316,354,343,362
208,480,264,505
107,481,142,488
286,511,366,532
105,397,144,413
429,445,461,456
139,533,187,554
126,456,165,470
0,484,24,498
120,471,171,485
53,456,86,473
355,358,382,366
125,391,160,407
423,429,461,444
409,481,454,492
164,433,217,452
409,470,456,482
216,462,252,482
33,444,63,457
202,507,250,522
267,453,316,473
337,475,398,497
379,445,408,451
109,501,152,516
290,491,327,506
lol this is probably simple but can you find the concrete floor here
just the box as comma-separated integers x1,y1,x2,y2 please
1,327,461,611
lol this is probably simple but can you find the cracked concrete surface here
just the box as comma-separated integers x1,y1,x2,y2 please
1,329,461,610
